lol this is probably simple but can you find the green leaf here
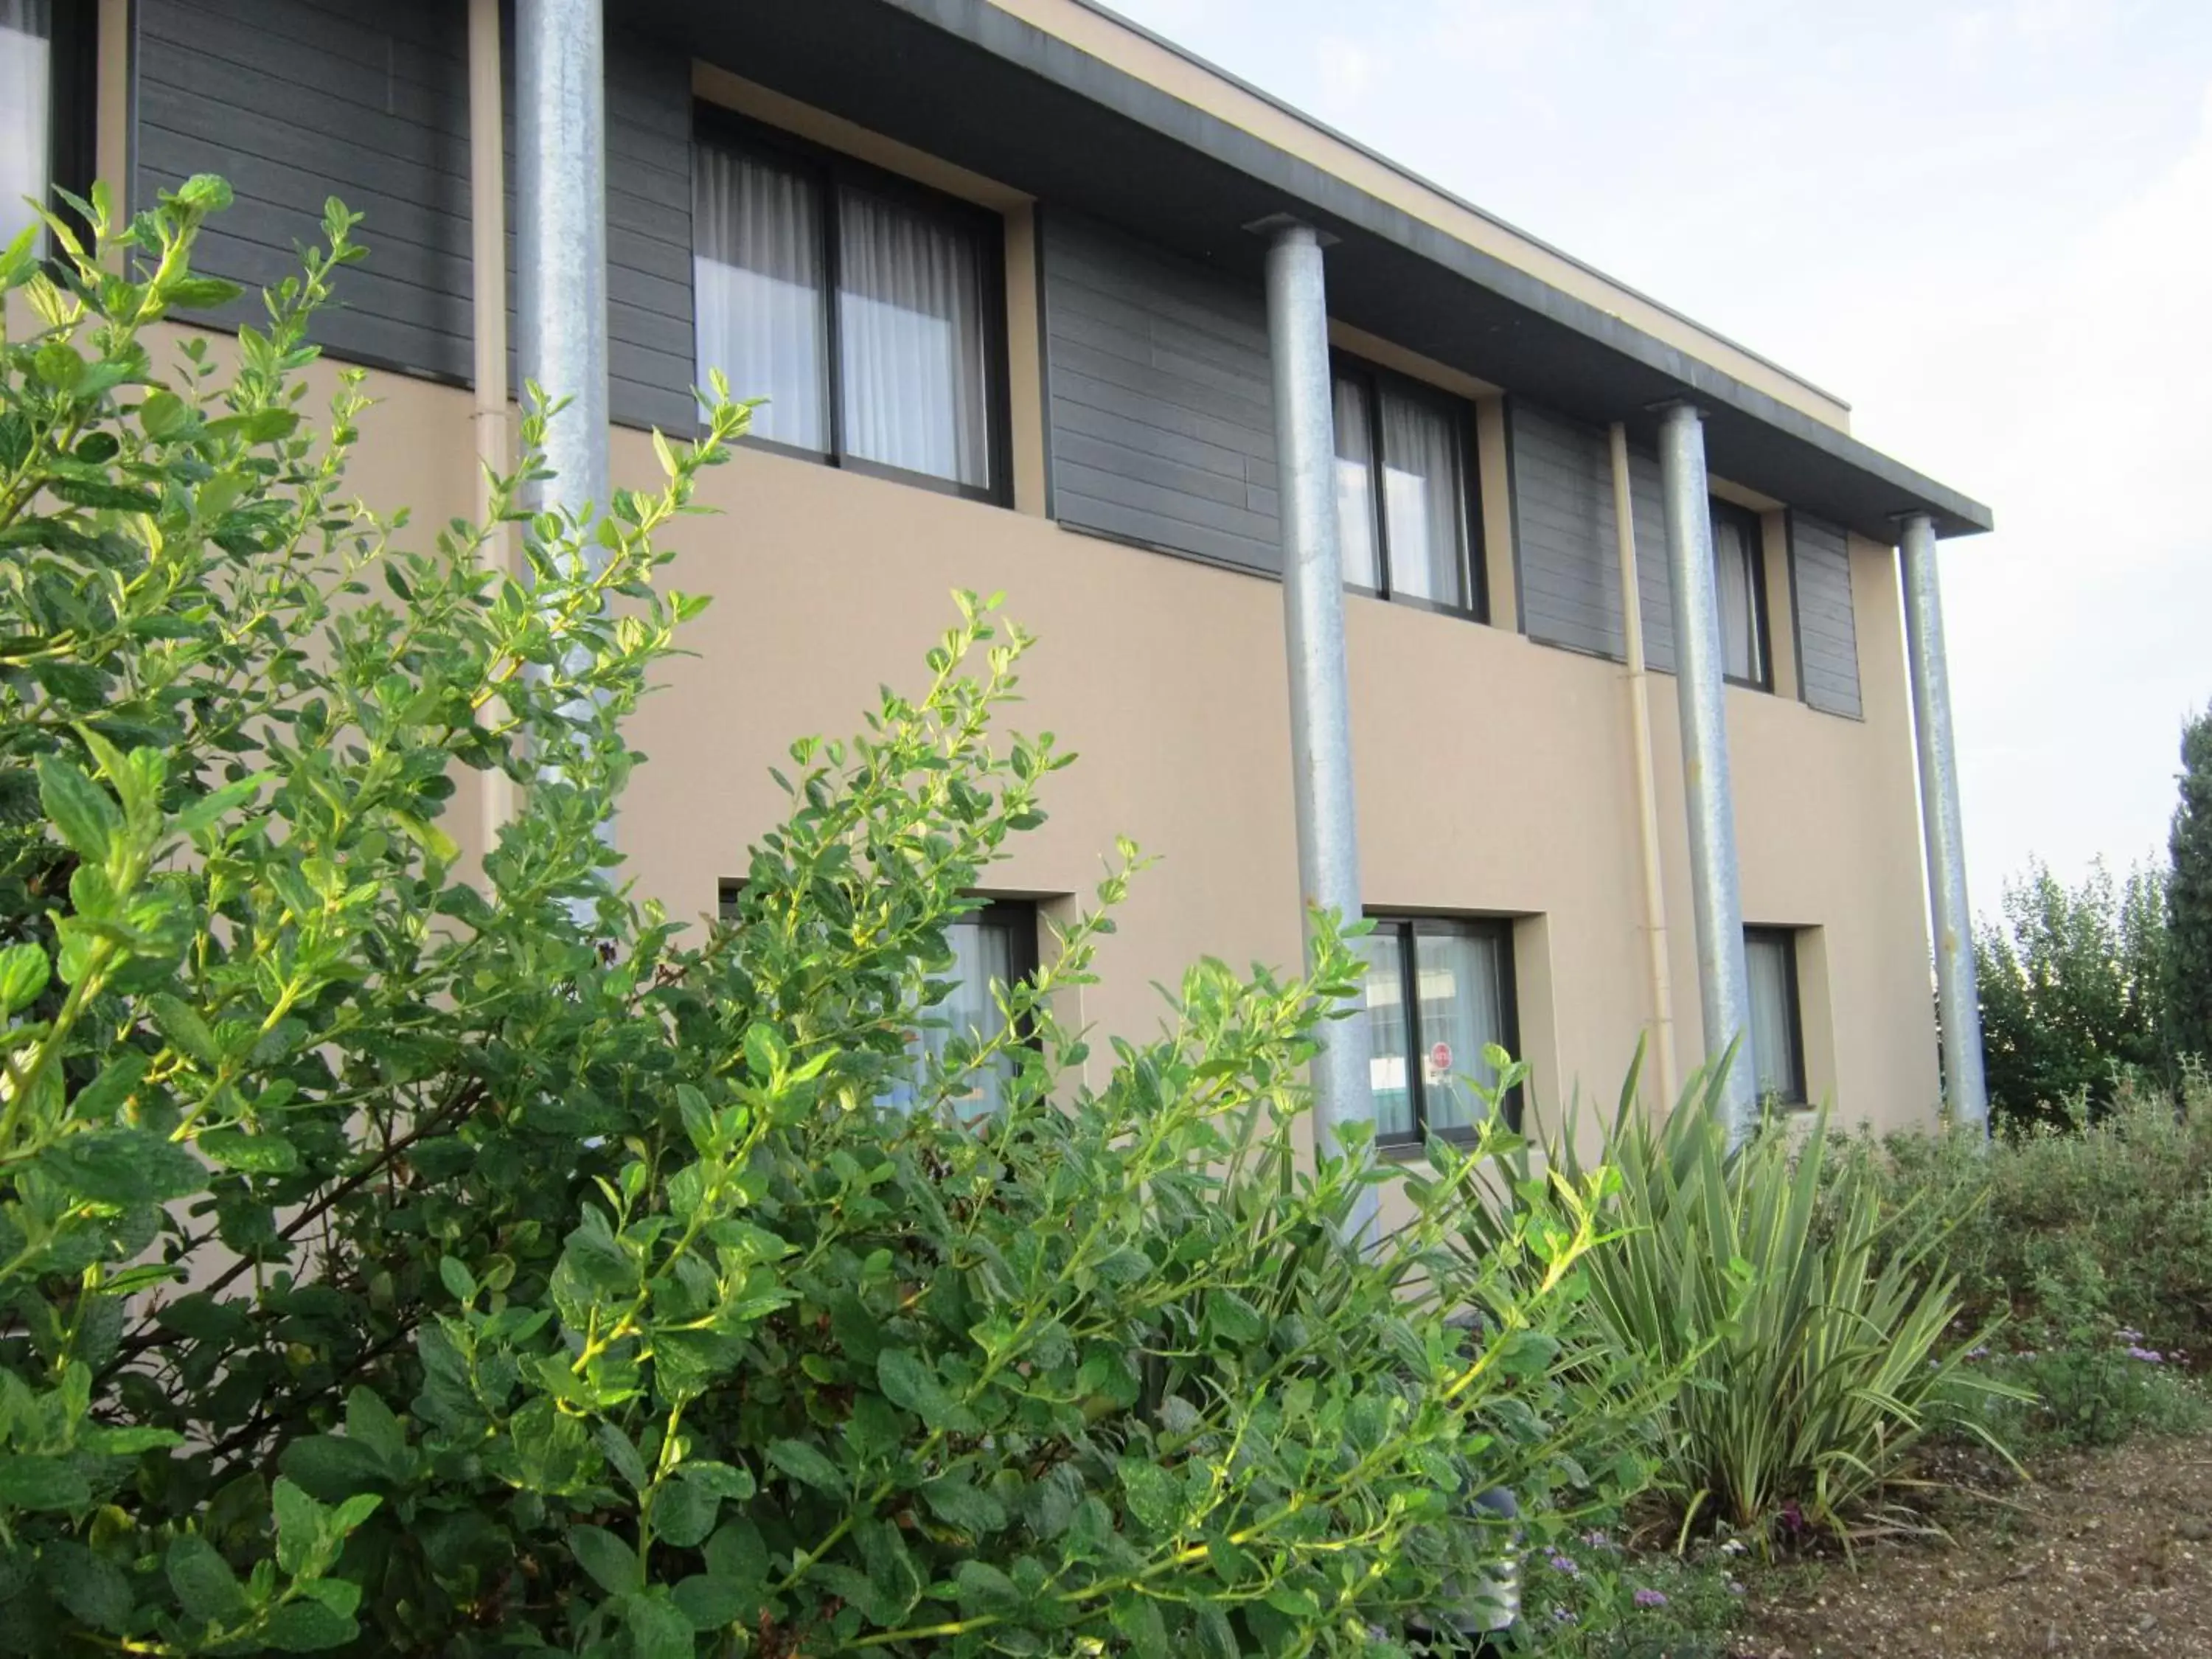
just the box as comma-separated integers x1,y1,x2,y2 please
953,1559,1020,1615
164,276,245,310
344,1388,407,1469
200,1126,302,1175
438,1255,477,1302
167,1534,248,1624
876,1348,975,1433
626,1591,695,1659
919,1472,1006,1537
272,1477,326,1576
1117,1458,1183,1535
1111,1592,1170,1659
173,173,235,212
672,1573,751,1632
650,1471,720,1549
0,942,48,1015
0,1454,91,1512
44,1540,131,1633
46,1128,205,1206
147,992,221,1067
764,1438,844,1494
139,389,190,439
568,1523,639,1595
262,1599,358,1652
38,756,121,863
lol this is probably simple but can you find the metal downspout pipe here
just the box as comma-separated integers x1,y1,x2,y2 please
1261,220,1378,1240
1609,423,1678,1107
1899,512,1990,1134
515,0,612,876
467,0,513,848
1655,403,1756,1147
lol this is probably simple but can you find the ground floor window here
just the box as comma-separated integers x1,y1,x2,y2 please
885,900,1038,1119
1357,916,1517,1144
1744,927,1806,1107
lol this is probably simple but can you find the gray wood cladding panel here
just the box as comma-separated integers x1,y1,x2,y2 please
1789,511,1863,717
136,0,473,382
1041,212,1281,574
1510,402,1624,658
1508,400,1686,671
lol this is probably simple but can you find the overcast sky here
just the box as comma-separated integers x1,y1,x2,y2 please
1109,0,2212,911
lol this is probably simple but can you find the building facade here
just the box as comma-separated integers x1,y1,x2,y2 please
5,0,1992,1141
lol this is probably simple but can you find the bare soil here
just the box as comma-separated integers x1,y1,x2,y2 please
1736,1436,2212,1657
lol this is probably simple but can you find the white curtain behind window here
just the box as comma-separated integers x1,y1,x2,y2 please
1745,933,1799,1102
837,187,990,489
1332,375,1380,590
883,918,1016,1120
1380,389,1466,607
1,1,51,254
1714,512,1760,681
1416,930,1506,1133
1357,928,1413,1140
693,144,830,453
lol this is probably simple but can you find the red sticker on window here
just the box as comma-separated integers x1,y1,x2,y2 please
1429,1042,1452,1073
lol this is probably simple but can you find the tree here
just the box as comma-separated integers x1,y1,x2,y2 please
0,181,1624,1653
1975,858,2166,1130
2168,702,2212,1074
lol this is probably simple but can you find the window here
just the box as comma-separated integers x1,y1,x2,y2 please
2,1,92,255
1332,360,1481,616
1710,500,1770,688
1357,917,1517,1144
1744,928,1806,1107
692,115,1006,502
884,900,1039,1119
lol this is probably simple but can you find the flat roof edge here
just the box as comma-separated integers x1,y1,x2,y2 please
884,0,1992,538
1051,0,1852,417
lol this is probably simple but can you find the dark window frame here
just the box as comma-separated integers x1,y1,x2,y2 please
15,0,98,251
691,103,1012,508
1331,354,1486,624
1744,925,1807,1107
1366,914,1521,1147
1709,498,1773,692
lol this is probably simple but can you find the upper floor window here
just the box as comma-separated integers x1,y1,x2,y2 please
1711,499,1770,688
1357,916,1517,1144
1744,926,1806,1107
1332,359,1481,618
692,116,1006,502
3,0,54,251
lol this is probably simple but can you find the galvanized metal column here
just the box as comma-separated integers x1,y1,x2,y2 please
515,0,611,882
515,0,608,536
1262,220,1377,1234
1656,403,1756,1146
1899,512,1989,1134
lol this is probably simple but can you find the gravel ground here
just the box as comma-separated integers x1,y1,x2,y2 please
1737,1437,2212,1657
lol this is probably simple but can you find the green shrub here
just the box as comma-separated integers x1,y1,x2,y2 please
0,184,1632,1655
1463,1066,2015,1549
1975,858,2168,1130
1874,1074,2212,1364
1516,1528,1745,1659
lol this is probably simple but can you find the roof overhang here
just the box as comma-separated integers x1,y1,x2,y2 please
634,0,1993,540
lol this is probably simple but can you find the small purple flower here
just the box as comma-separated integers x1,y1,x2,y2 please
2126,1346,2166,1364
1780,1499,1806,1535
2117,1327,2144,1343
1633,1587,1670,1609
1551,1606,1578,1625
1966,1345,1990,1361
1582,1528,1615,1551
1546,1553,1580,1576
